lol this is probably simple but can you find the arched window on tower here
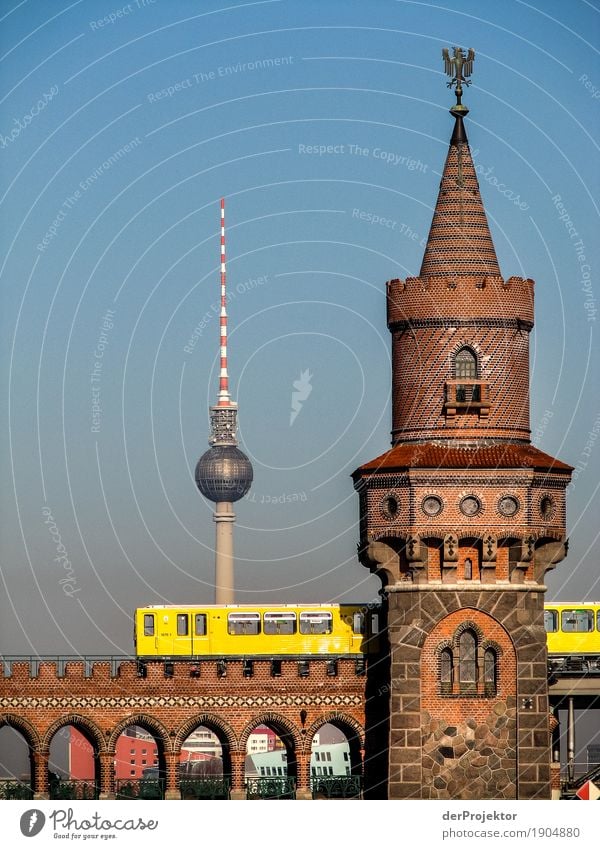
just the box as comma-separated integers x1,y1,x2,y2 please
454,347,480,401
440,648,453,694
438,629,500,697
484,648,498,696
459,630,478,693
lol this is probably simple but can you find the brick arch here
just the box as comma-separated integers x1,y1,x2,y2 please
451,619,485,647
174,713,237,752
303,712,365,754
481,638,504,658
107,714,171,755
0,713,41,750
41,714,105,753
238,712,302,754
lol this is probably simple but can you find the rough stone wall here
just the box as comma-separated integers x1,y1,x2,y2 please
421,706,517,799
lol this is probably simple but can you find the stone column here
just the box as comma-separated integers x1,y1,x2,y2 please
295,750,312,800
229,750,247,800
164,752,181,800
32,748,49,800
98,751,115,800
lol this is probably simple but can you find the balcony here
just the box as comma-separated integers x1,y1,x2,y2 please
444,380,490,419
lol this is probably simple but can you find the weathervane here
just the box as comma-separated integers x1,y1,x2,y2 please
442,46,475,113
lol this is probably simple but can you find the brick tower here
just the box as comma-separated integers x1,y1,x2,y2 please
353,49,572,799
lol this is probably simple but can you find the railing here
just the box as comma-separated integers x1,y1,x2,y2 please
49,780,99,800
444,380,490,417
179,777,230,799
310,776,361,799
0,779,33,800
115,779,165,800
246,777,296,799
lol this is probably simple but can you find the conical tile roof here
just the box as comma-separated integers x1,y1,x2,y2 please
420,113,500,276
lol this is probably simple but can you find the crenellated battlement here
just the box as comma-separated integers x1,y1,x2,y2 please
0,656,368,687
387,275,535,327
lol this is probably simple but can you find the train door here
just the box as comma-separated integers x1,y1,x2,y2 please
138,611,158,655
172,611,193,655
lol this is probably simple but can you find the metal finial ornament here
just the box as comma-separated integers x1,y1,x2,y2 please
442,46,475,115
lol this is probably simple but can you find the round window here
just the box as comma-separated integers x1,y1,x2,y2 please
381,494,400,520
498,495,519,517
460,495,481,517
422,495,443,517
540,495,554,520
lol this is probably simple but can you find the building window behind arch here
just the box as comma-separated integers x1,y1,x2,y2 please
459,630,477,692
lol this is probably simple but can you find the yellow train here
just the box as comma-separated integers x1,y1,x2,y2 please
545,602,600,673
135,603,380,659
134,601,600,673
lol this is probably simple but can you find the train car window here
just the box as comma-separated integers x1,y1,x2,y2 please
143,614,155,637
561,609,593,632
177,614,189,636
370,613,380,636
544,610,558,632
299,611,333,635
597,611,600,632
194,614,207,636
353,612,365,635
228,612,261,635
264,612,296,635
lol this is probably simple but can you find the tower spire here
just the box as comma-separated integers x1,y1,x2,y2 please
420,47,500,277
218,198,231,406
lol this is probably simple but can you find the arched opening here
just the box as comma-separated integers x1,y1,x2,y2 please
440,648,454,695
114,724,166,800
454,347,480,401
0,725,34,799
310,722,362,799
48,724,100,799
179,724,230,799
459,630,478,693
484,648,498,696
244,723,296,799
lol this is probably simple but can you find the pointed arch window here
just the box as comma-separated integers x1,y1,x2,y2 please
440,648,453,694
459,630,477,691
455,347,478,379
455,348,480,402
484,648,497,696
438,630,499,697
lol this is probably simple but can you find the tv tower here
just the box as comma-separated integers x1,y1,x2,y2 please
195,198,253,603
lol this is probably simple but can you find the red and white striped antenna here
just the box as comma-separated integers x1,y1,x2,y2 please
217,197,231,406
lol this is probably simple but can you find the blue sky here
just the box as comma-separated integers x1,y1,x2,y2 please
0,0,598,655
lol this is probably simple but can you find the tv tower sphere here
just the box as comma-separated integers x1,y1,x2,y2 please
195,444,253,503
